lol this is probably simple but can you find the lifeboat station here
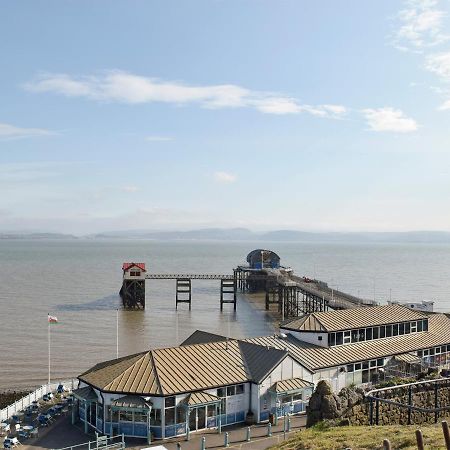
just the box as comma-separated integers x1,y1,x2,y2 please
72,304,450,442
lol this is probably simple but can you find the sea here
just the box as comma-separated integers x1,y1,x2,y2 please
1,239,450,391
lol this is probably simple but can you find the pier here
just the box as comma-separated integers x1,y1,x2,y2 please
119,249,376,316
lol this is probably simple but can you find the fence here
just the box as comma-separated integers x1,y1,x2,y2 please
51,434,125,450
365,377,450,426
0,378,78,422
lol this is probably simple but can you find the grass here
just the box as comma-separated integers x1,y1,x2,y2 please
269,422,450,449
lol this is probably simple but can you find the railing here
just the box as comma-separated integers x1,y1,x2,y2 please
146,274,234,279
366,377,450,426
52,434,125,450
0,378,78,422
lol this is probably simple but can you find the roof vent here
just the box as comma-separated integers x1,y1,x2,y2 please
279,333,288,340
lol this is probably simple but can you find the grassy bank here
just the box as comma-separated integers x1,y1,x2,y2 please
269,423,450,450
0,391,30,410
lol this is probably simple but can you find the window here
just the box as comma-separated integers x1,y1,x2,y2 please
318,336,323,341
417,320,423,332
176,407,185,424
292,393,303,401
423,320,429,331
119,411,133,422
370,360,377,368
347,364,354,372
329,333,336,346
392,324,398,336
343,331,351,345
236,384,245,395
385,325,392,337
355,363,362,371
379,326,386,338
165,397,175,408
129,271,141,277
217,388,226,397
134,412,147,423
373,327,379,339
366,328,373,340
165,408,175,426
405,322,411,334
358,329,366,342
351,330,359,343
150,409,161,426
336,332,343,346
377,358,384,367
227,386,236,396
399,323,405,335
411,321,417,333
207,405,216,417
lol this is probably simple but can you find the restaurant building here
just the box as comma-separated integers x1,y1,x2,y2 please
73,304,450,441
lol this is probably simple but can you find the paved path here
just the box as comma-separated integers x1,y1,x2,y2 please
23,415,306,450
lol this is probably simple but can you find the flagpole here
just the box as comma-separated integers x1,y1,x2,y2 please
48,314,51,385
116,309,119,359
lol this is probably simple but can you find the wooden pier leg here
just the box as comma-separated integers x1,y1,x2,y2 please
220,278,237,311
176,278,192,310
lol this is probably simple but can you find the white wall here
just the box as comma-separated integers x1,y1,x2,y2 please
280,329,329,347
258,356,313,415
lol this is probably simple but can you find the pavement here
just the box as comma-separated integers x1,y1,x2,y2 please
22,414,306,450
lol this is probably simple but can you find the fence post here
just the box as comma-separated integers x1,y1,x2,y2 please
383,439,391,450
442,421,450,450
369,398,374,425
416,429,425,450
200,436,206,450
224,432,229,447
267,422,272,437
376,397,380,425
287,417,291,432
408,386,412,425
435,383,439,423
246,427,251,442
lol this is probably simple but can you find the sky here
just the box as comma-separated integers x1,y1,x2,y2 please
1,0,450,235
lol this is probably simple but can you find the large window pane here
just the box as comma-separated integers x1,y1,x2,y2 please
165,397,175,408
336,332,343,345
165,408,175,426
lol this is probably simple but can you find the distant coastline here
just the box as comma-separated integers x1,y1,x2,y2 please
2,228,450,244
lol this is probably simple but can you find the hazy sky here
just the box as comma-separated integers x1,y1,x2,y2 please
1,0,450,234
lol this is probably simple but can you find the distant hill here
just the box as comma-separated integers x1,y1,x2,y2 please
90,228,450,243
0,233,77,240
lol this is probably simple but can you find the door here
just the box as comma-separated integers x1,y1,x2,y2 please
197,407,206,430
188,407,207,431
189,409,196,431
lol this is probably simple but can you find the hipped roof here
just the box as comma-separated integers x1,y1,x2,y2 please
79,339,289,396
247,313,450,371
282,304,427,333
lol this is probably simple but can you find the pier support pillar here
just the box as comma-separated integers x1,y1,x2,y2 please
176,278,192,309
220,278,237,311
120,279,145,309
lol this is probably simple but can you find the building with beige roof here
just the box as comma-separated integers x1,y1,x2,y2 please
72,304,450,443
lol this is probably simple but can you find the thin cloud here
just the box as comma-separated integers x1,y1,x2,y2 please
214,172,237,183
0,122,56,140
121,186,140,193
24,71,347,119
362,107,418,133
391,0,449,52
145,135,174,142
425,52,450,109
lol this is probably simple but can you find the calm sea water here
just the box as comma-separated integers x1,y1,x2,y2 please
1,239,450,391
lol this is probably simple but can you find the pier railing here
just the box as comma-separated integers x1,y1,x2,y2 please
0,378,78,422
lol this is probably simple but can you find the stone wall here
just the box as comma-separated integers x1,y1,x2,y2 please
307,379,450,427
